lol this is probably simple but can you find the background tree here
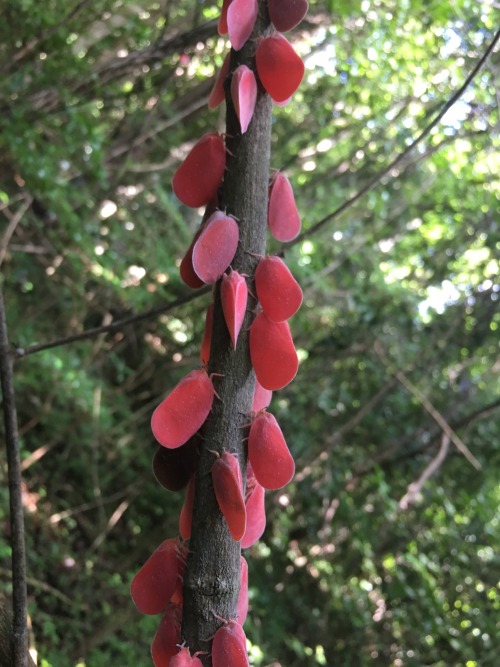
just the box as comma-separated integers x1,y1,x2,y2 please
0,1,498,665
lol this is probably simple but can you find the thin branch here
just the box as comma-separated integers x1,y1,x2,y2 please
374,342,481,470
0,567,74,608
12,29,500,359
291,27,500,245
0,289,29,667
0,196,33,267
398,434,450,509
14,286,211,359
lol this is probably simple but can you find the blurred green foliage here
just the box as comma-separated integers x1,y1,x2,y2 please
0,0,498,665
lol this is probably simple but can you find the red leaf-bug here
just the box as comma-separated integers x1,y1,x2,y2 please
200,303,214,366
131,538,182,615
192,211,239,284
172,133,226,208
249,313,299,390
268,171,301,242
230,65,258,134
221,270,248,348
212,619,249,667
268,0,309,32
152,435,200,492
211,451,247,541
255,255,303,322
151,370,215,449
237,555,249,624
169,646,203,667
151,604,182,667
241,480,266,548
179,474,196,540
227,0,258,51
248,411,295,490
255,34,305,103
208,51,231,110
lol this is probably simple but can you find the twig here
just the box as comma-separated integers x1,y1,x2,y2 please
14,286,211,359
374,342,481,470
11,29,500,359
0,289,29,666
0,567,74,608
0,197,33,267
398,434,450,509
291,27,500,245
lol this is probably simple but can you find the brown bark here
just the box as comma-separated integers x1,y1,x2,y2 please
181,4,273,663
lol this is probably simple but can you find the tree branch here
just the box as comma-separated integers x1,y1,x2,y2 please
181,5,273,663
14,286,210,359
12,29,500,360
290,27,500,245
398,434,450,509
374,342,481,470
0,196,33,267
0,288,29,667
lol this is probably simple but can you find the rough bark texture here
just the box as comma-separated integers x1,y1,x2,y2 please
182,4,273,663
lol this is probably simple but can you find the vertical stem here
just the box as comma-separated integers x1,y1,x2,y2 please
0,288,28,667
182,4,273,664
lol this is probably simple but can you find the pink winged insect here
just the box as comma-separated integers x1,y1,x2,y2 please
212,619,250,667
248,411,295,490
172,133,226,208
151,370,215,449
255,34,304,103
192,211,239,284
231,65,258,134
255,255,303,322
268,0,309,32
241,479,266,548
211,452,247,541
169,647,203,667
151,604,182,667
131,538,185,615
221,270,248,348
249,313,299,390
208,51,231,109
268,171,301,242
227,0,258,51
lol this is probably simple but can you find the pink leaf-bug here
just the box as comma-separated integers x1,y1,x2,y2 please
152,435,200,492
200,303,214,366
179,474,196,540
169,646,203,667
208,51,231,109
249,313,299,390
268,171,301,241
237,555,249,624
248,411,295,490
255,255,303,322
218,0,231,35
268,0,309,32
221,270,248,348
172,133,226,208
251,379,272,412
211,451,247,541
241,480,266,548
255,34,305,103
131,538,185,615
230,65,258,134
192,211,240,284
151,369,215,449
227,0,258,51
151,604,182,667
212,619,250,667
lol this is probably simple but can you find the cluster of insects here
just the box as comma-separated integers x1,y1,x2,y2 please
131,1,308,664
